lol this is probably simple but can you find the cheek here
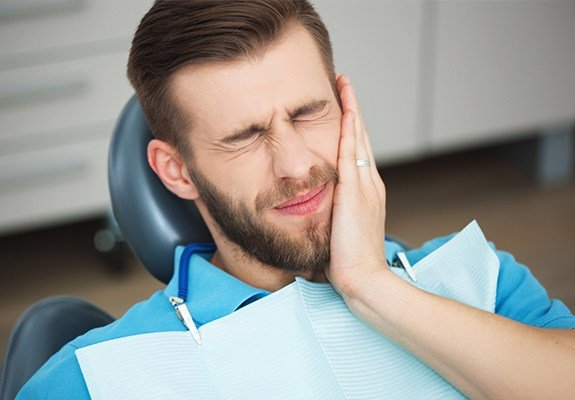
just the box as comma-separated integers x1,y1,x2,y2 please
303,121,341,166
223,156,271,202
191,155,262,207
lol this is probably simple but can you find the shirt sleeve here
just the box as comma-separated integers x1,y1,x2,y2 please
405,233,575,329
16,343,91,400
491,242,575,329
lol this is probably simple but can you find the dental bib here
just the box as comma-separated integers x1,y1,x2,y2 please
76,220,499,399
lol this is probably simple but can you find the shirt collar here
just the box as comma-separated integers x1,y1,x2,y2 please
164,239,403,325
385,239,405,265
165,245,269,326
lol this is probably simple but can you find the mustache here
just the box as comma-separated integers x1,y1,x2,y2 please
255,163,339,212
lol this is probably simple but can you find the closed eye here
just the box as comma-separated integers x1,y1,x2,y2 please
233,130,266,150
288,99,329,120
292,109,329,125
225,133,265,160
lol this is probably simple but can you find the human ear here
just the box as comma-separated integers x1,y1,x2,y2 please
147,139,199,200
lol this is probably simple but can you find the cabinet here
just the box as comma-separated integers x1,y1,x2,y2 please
1,0,574,234
0,0,153,234
430,0,575,151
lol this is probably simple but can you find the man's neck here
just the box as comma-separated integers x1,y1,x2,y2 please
209,241,328,293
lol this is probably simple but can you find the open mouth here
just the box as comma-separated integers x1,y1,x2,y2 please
274,183,328,216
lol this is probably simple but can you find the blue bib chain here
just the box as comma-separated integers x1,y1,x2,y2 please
177,243,217,301
169,242,217,344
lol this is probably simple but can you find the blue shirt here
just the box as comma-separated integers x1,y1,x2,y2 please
16,235,575,399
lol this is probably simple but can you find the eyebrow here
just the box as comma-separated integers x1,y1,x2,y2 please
219,99,329,145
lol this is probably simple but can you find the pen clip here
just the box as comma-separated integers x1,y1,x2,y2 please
396,252,417,283
169,296,202,345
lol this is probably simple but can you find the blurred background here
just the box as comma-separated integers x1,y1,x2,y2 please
1,0,574,372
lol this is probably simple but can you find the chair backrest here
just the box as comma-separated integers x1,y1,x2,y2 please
0,296,114,400
108,95,213,284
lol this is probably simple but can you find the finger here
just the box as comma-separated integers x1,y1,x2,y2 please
337,81,377,188
341,80,382,190
356,108,379,183
343,86,373,188
357,111,385,199
336,76,366,146
361,122,384,191
341,82,367,146
349,98,384,197
337,73,349,92
362,124,385,200
339,79,365,138
337,110,359,188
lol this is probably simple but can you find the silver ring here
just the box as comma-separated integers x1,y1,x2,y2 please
356,159,371,167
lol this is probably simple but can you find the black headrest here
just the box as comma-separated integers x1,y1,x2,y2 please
108,95,213,283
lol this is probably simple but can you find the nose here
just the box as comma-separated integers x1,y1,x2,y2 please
271,126,317,181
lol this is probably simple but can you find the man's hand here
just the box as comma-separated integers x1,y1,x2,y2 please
325,74,391,299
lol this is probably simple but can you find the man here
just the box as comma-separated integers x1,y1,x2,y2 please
18,0,575,399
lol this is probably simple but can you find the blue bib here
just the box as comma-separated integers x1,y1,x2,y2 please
76,220,499,399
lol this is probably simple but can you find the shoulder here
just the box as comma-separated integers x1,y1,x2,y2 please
488,243,575,328
402,230,575,329
16,291,184,399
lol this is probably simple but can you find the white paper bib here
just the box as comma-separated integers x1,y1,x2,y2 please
76,220,499,399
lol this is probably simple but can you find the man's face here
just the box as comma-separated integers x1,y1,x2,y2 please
171,26,342,273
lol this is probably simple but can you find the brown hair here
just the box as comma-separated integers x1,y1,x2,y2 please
127,0,336,158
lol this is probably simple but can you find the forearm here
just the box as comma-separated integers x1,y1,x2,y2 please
343,269,575,400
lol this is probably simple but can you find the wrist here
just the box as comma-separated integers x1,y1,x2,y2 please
340,266,411,326
337,263,393,303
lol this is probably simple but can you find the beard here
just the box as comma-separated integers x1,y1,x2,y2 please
188,162,339,274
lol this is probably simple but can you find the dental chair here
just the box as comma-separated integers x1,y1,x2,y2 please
0,95,411,400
